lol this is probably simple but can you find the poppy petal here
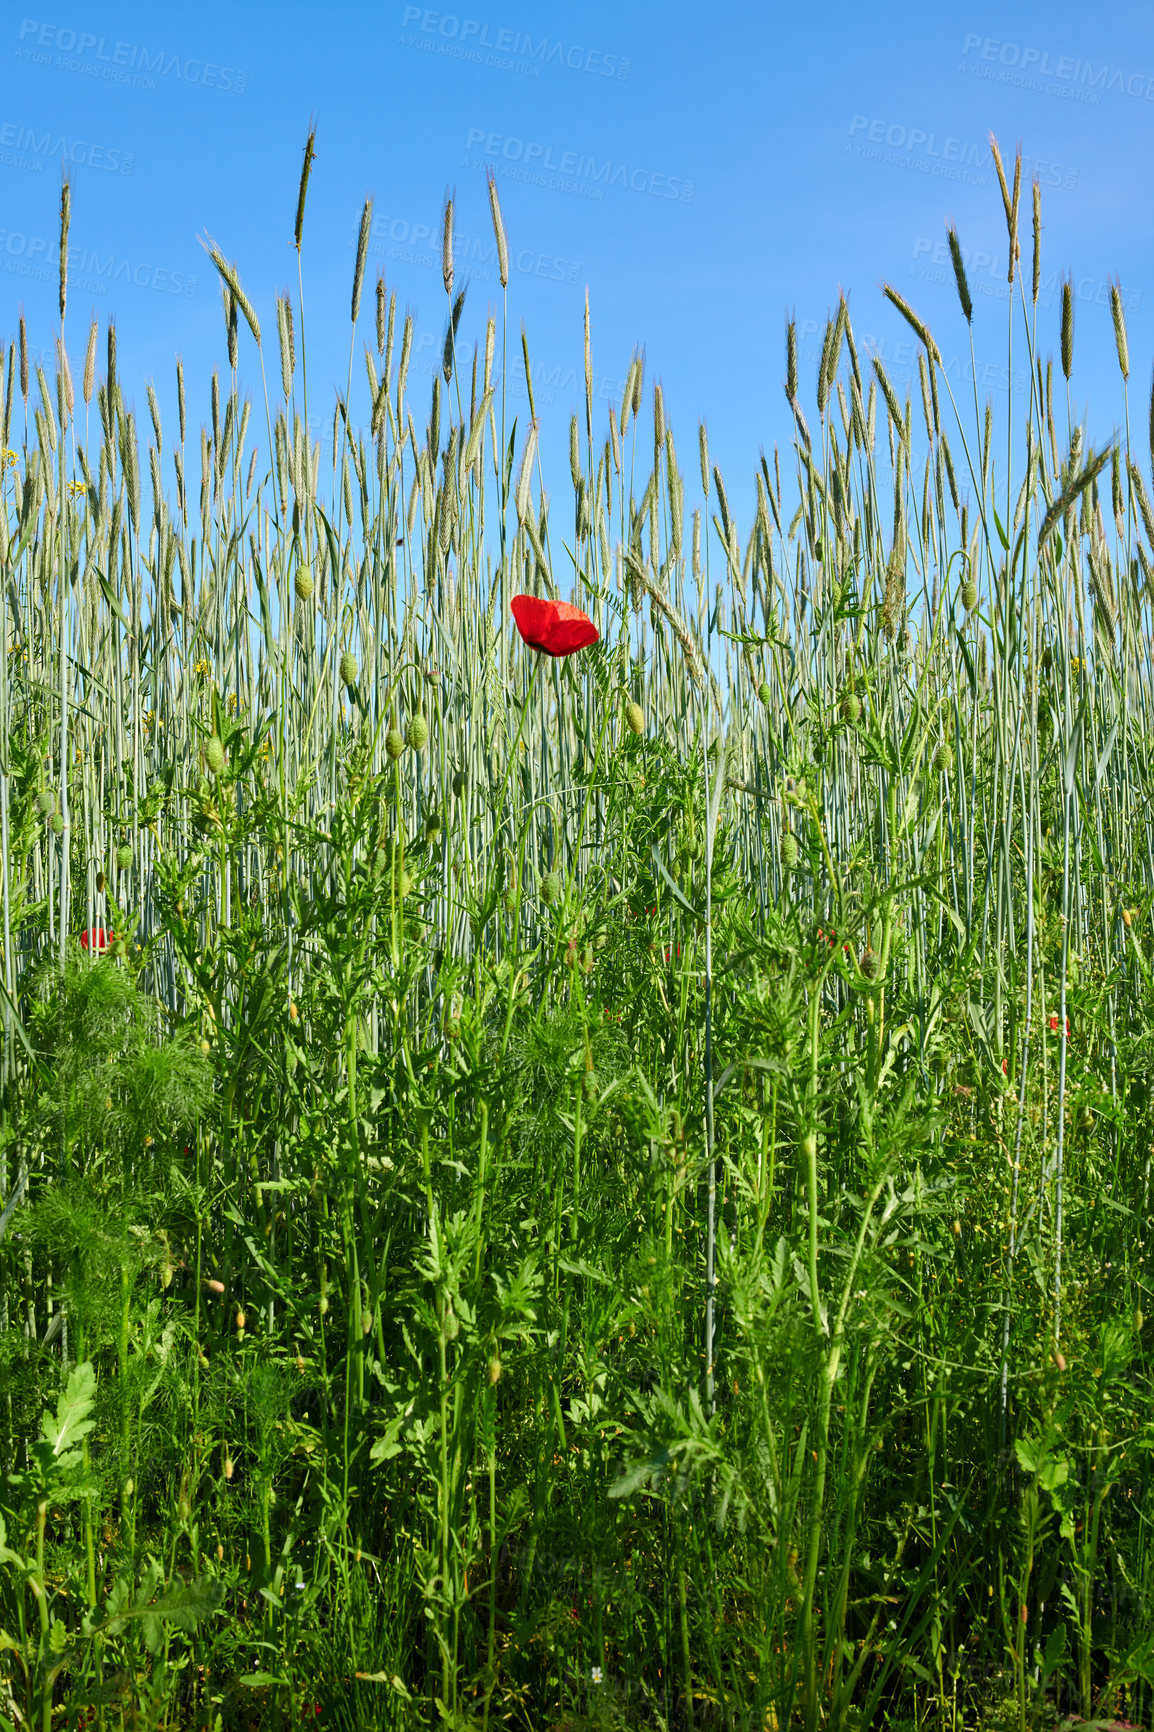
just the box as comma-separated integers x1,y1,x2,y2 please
511,594,598,657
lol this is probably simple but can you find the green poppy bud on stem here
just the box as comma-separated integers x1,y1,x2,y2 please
339,650,358,685
625,700,645,736
115,843,133,871
385,728,405,761
206,735,226,775
405,713,429,751
294,564,314,602
780,832,799,871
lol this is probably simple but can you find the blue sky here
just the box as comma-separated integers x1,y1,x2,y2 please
4,0,1153,581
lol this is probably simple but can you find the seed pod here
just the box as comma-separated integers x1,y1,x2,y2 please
780,832,799,871
294,563,314,602
840,691,861,723
206,735,226,775
859,947,881,981
961,578,978,613
339,650,358,685
625,699,645,736
50,812,64,836
540,868,562,907
405,713,429,751
385,727,405,761
756,680,771,707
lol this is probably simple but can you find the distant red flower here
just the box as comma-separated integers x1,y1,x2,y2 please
510,595,599,657
80,926,110,953
1049,1014,1058,1032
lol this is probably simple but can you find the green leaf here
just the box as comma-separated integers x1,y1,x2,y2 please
992,507,1009,550
649,845,698,919
41,1361,97,1465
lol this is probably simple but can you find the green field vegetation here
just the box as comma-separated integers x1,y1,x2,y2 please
2,135,1154,1731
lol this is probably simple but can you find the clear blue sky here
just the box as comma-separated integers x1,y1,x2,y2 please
4,0,1152,576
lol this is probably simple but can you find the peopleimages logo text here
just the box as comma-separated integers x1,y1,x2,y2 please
0,229,197,296
960,33,1154,100
0,119,132,172
463,128,694,201
401,8,629,77
15,20,248,91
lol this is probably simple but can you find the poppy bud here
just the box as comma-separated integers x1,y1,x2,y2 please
339,650,358,685
540,869,562,908
289,1001,299,1021
96,871,106,892
37,790,54,815
934,741,951,775
405,714,429,751
385,728,405,761
488,1356,502,1383
294,564,314,602
206,735,226,775
397,869,413,898
859,947,881,981
840,691,861,724
961,579,979,613
223,1456,234,1480
361,1309,373,1336
319,1294,329,1317
50,813,64,835
756,680,771,706
780,832,799,871
115,843,133,870
451,768,465,797
625,700,645,736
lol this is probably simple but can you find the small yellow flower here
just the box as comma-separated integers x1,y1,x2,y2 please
67,479,86,497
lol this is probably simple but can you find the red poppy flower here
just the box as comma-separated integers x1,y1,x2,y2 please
80,926,110,953
1049,1014,1058,1032
510,595,599,657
